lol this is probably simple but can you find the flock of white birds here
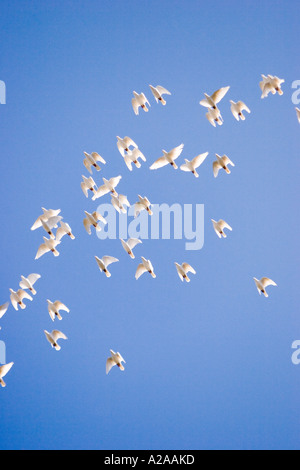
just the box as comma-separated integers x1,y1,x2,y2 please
0,74,297,387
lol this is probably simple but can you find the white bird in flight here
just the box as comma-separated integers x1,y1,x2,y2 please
41,216,63,239
47,300,70,322
0,302,9,320
296,108,300,124
111,194,130,214
92,176,122,201
35,237,61,259
150,144,184,170
134,195,153,218
121,238,142,259
83,211,107,235
149,85,171,106
230,100,251,121
175,262,196,282
31,208,61,231
44,330,68,351
180,152,209,178
9,289,33,311
211,219,233,238
19,274,41,295
81,175,98,198
260,75,285,99
132,91,151,115
213,154,235,178
95,256,119,278
56,221,75,241
135,257,156,280
83,151,106,174
123,148,147,171
206,107,224,127
106,350,126,374
116,136,138,156
0,362,14,388
253,277,277,298
200,86,230,109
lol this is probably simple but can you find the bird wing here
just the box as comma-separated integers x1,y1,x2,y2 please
135,264,148,280
56,226,67,241
261,278,277,288
0,302,9,319
91,152,106,164
192,152,209,168
27,274,41,286
213,161,221,178
240,102,251,113
83,218,92,235
168,144,184,160
223,156,235,167
132,97,140,115
180,162,192,172
102,256,119,267
127,238,142,250
118,195,130,207
219,220,232,231
106,358,116,375
93,212,107,225
156,85,171,96
92,184,110,199
31,216,43,231
0,362,14,379
52,330,68,342
83,158,93,174
124,136,137,148
109,176,122,188
150,156,169,170
81,181,89,197
134,202,144,217
17,290,33,302
149,85,159,101
206,110,216,127
182,263,196,275
54,301,70,313
211,86,230,104
35,243,50,259
47,216,63,230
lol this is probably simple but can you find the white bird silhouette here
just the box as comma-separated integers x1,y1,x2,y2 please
132,91,151,115
200,86,230,109
206,107,224,127
260,75,285,99
230,100,251,121
111,194,130,214
35,237,61,259
123,148,146,171
150,144,184,170
31,208,61,231
83,211,107,235
116,136,138,156
56,221,75,241
44,330,68,351
81,175,98,198
47,300,70,322
149,85,171,105
135,257,156,280
92,176,122,201
175,262,196,282
106,350,126,374
83,151,106,174
0,362,14,388
213,154,235,178
95,256,119,278
41,216,63,239
121,238,142,259
0,302,9,320
211,219,233,238
296,108,300,124
9,289,33,311
134,195,153,217
253,277,277,298
180,152,209,178
19,274,41,295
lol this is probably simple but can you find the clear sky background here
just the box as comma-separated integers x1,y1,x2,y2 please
0,0,299,450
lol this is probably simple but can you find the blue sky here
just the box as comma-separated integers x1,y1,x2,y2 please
0,0,299,450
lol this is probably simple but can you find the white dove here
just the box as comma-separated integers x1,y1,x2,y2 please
134,195,153,218
116,136,138,156
253,277,277,298
0,363,14,388
213,154,235,178
132,91,151,115
175,262,196,282
111,194,130,214
123,148,146,171
83,151,106,174
200,86,230,109
180,152,209,178
206,107,224,127
47,300,70,322
31,208,61,231
149,85,171,105
211,219,233,238
44,330,68,351
230,100,251,121
41,216,63,239
106,350,126,374
56,221,75,241
19,274,41,295
35,237,61,259
83,211,107,235
95,256,119,278
81,175,98,198
260,75,285,98
121,238,142,259
135,257,156,280
296,108,300,124
9,289,33,311
150,144,184,170
0,302,9,320
92,176,122,201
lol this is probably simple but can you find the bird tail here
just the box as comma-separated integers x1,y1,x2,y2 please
129,251,135,259
134,160,141,168
160,98,166,106
105,271,112,278
56,312,63,321
69,234,75,240
54,344,61,351
53,249,60,257
225,167,231,174
0,379,6,388
30,288,37,295
117,363,125,371
20,302,26,310
151,272,156,279
185,276,191,283
172,162,178,170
